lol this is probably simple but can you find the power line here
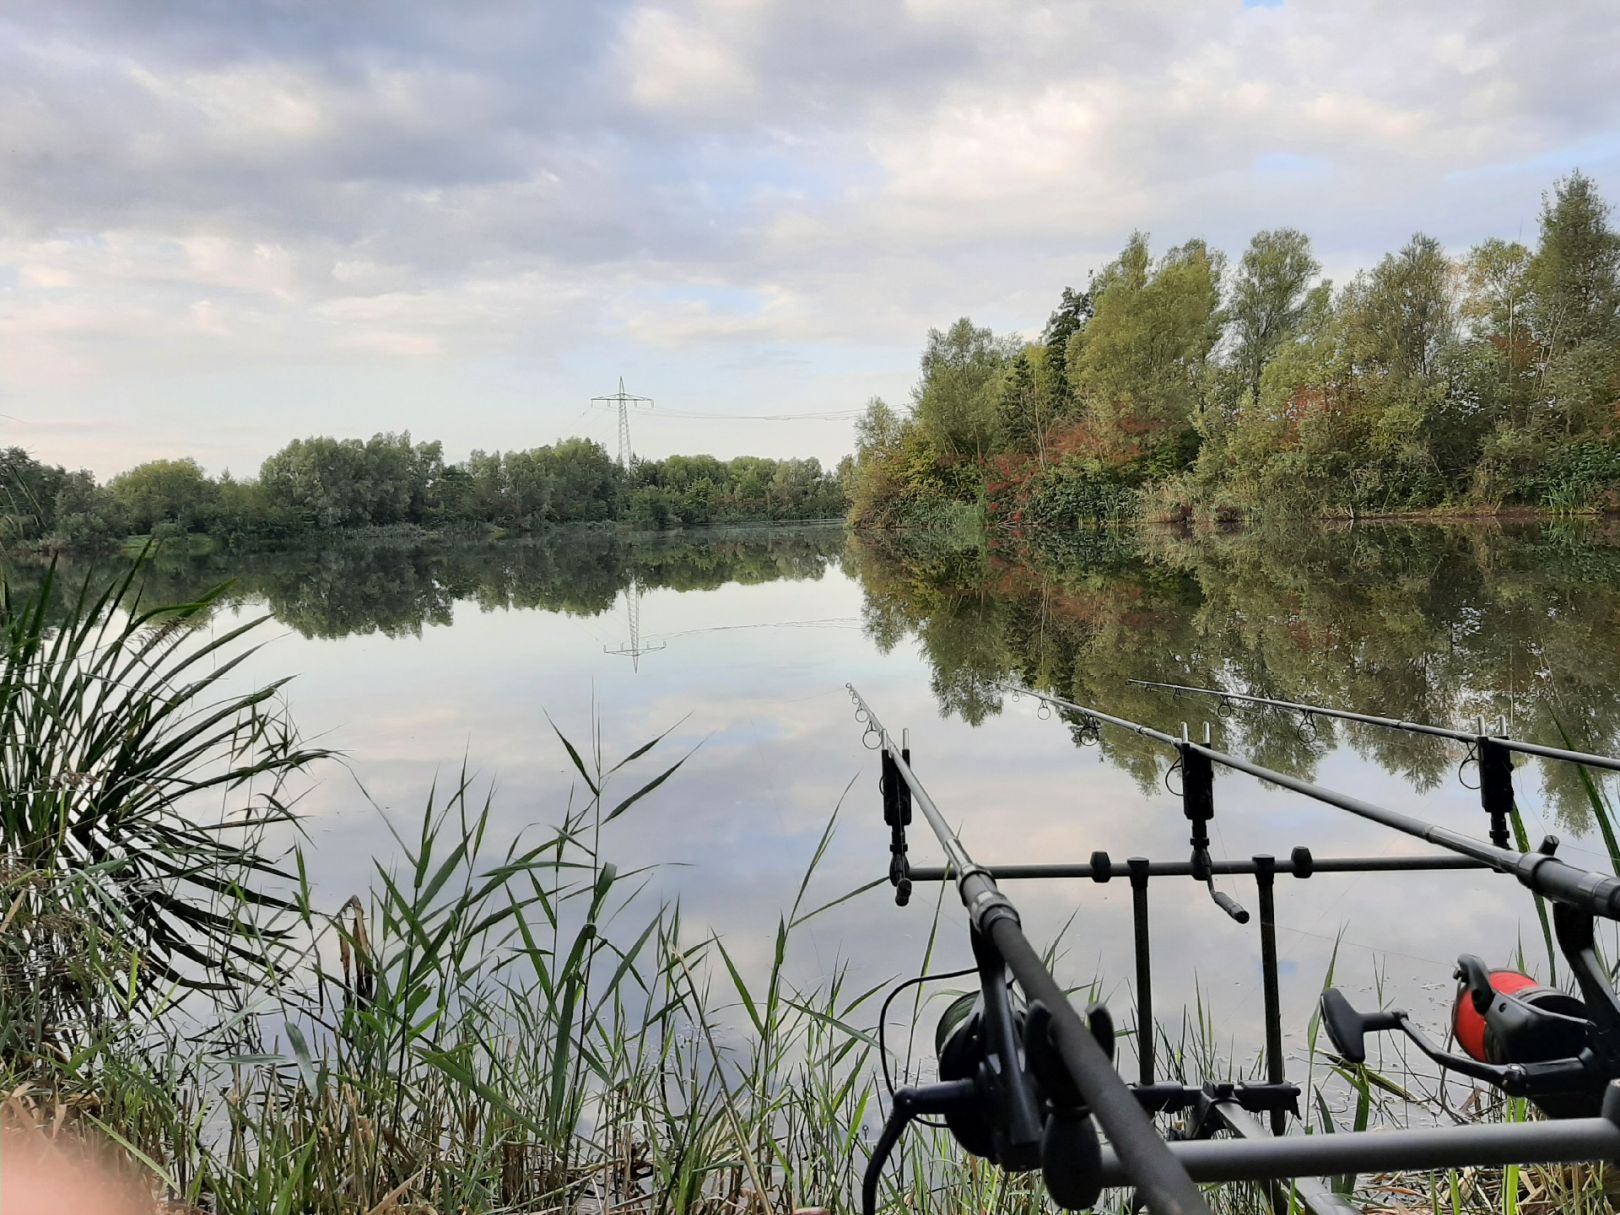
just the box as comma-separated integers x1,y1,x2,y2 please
645,409,862,422
640,615,861,642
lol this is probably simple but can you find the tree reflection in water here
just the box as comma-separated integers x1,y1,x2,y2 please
14,526,847,640
846,520,1620,830
14,518,1619,831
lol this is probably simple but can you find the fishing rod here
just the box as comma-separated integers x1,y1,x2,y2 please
847,685,1209,1215
1007,683,1620,1117
849,683,1620,1215
1010,684,1620,918
1128,677,1620,849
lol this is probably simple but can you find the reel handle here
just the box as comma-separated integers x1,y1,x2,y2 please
1456,954,1496,1016
861,1080,978,1215
1320,988,1401,1064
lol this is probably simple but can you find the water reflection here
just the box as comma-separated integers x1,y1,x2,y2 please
16,525,848,641
847,521,1620,830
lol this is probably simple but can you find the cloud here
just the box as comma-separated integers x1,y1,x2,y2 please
618,6,757,117
1,0,1617,475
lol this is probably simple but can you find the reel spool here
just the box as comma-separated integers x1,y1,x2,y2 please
1453,955,1594,1117
931,989,1105,1211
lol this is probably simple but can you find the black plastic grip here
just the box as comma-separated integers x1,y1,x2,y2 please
1320,988,1401,1064
1211,890,1250,924
1516,855,1620,919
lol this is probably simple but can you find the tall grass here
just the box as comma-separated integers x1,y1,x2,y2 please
0,561,323,996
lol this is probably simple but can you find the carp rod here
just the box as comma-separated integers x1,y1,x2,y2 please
1007,684,1620,917
847,684,1209,1215
1128,677,1620,851
1126,678,1620,775
848,685,1620,1215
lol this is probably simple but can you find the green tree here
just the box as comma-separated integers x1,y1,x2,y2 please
544,437,622,523
912,318,1015,460
261,438,373,528
1530,172,1620,436
462,449,508,523
47,469,124,549
1228,228,1320,405
0,448,69,543
854,396,902,465
1462,238,1536,430
208,472,291,545
995,348,1045,457
503,448,554,524
1041,285,1093,418
107,458,217,534
1339,234,1457,494
259,433,446,529
1195,281,1352,513
835,454,857,498
1344,234,1456,381
1068,234,1225,469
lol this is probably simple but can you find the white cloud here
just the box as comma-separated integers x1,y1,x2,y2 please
619,5,758,116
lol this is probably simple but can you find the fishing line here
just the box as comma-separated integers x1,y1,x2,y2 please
878,964,980,1128
1271,921,1453,970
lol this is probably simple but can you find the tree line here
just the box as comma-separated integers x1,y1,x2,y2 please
849,172,1620,529
0,434,848,551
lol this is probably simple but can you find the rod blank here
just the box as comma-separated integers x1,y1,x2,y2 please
846,685,1210,1215
1129,678,1620,775
1010,684,1620,920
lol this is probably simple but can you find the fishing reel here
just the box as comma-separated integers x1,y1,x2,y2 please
862,929,1111,1215
1321,906,1620,1119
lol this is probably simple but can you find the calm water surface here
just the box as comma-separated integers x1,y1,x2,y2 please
122,521,1620,1086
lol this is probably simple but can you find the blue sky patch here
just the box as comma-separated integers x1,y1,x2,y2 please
1253,152,1333,180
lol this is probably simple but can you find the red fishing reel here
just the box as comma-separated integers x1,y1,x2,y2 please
1451,955,1595,1116
1323,952,1604,1119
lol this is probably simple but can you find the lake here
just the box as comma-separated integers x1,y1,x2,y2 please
95,520,1620,1094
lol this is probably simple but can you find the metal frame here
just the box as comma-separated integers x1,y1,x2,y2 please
852,688,1208,1214
910,851,1489,1136
849,682,1620,1215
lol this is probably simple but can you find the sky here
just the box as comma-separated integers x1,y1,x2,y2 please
2,0,1618,480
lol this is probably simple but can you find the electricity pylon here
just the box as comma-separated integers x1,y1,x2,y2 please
604,576,665,671
591,377,653,469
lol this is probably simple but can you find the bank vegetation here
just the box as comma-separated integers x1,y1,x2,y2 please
849,173,1620,531
1,439,848,554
